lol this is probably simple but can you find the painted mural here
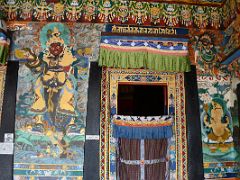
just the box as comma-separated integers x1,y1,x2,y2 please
13,22,104,179
227,58,240,79
189,30,224,75
197,75,240,178
191,27,240,178
0,0,237,29
10,22,104,62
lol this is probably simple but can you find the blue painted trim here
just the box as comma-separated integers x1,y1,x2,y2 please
101,36,189,42
221,49,240,65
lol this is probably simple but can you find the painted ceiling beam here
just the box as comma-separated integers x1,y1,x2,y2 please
221,48,240,65
0,0,238,30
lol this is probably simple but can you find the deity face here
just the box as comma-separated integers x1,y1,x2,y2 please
181,7,191,19
86,5,95,14
200,35,212,48
211,10,220,23
136,2,143,9
119,5,128,18
21,1,32,13
49,42,64,56
196,6,204,14
53,3,64,15
150,7,160,17
212,101,222,110
211,101,223,118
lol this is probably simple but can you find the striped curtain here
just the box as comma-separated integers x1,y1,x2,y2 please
117,138,168,180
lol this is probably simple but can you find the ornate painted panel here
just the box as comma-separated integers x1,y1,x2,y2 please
1,0,238,29
100,68,188,180
197,75,240,178
189,29,229,76
125,0,226,5
13,22,104,179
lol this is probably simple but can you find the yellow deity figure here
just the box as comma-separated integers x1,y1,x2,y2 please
203,96,232,144
22,27,77,119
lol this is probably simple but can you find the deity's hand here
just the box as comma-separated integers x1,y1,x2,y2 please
15,48,36,62
204,115,211,127
225,116,230,125
22,48,36,62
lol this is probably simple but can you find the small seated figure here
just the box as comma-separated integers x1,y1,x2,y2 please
204,96,231,144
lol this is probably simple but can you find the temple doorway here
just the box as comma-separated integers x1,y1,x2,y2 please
99,68,188,180
117,83,169,180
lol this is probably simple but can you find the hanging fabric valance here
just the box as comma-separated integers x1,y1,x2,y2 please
112,115,173,139
99,36,191,72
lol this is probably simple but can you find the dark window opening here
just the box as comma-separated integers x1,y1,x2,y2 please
117,84,168,116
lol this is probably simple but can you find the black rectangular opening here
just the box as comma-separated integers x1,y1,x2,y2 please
117,83,168,116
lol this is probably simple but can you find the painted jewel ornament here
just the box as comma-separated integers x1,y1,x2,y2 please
162,4,179,27
149,3,161,25
51,2,65,21
33,0,52,21
98,0,116,22
193,6,209,28
210,7,222,29
0,0,232,29
116,0,129,23
19,0,33,20
65,0,83,21
3,0,19,20
180,5,192,27
83,0,98,21
130,2,149,25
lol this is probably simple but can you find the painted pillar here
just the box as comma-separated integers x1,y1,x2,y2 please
0,19,10,65
192,30,240,179
0,19,8,125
